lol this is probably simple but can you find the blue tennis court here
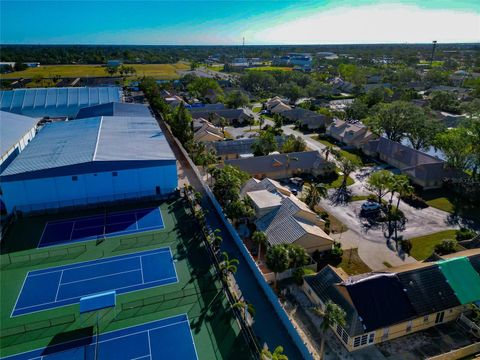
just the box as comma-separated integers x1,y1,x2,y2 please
38,207,164,248
1,314,198,360
12,248,177,317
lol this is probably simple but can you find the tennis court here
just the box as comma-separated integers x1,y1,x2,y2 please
38,207,164,248
12,248,177,317
1,313,198,360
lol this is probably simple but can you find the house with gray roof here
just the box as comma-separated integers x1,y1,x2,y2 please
282,108,333,130
363,137,454,189
208,136,286,160
224,151,333,180
189,107,254,125
327,119,376,148
303,248,480,352
253,191,333,253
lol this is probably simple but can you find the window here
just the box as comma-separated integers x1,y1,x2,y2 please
341,330,348,344
423,315,429,323
72,176,78,181
112,171,118,177
368,333,375,344
360,334,368,346
382,327,389,340
353,337,361,348
435,311,445,324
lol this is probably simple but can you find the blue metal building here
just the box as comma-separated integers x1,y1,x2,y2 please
0,87,122,118
75,102,151,119
0,115,177,212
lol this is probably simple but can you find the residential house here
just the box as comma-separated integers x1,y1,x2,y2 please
164,95,185,108
327,120,376,148
241,177,292,197
193,118,224,142
208,137,285,160
255,195,333,253
224,150,333,179
328,99,354,112
270,102,292,114
303,249,480,352
282,108,333,130
363,137,454,189
189,108,254,125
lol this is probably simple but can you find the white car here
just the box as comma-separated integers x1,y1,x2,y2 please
361,201,381,211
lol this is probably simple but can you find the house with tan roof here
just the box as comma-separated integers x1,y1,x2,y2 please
327,119,376,148
270,102,292,114
303,249,480,352
193,118,224,142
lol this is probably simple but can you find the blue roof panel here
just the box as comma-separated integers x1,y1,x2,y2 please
0,87,122,118
76,102,151,119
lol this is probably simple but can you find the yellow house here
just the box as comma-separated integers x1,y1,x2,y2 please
303,249,480,351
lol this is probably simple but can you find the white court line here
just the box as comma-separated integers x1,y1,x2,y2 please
54,270,64,301
10,273,30,318
134,211,139,230
60,268,141,286
3,313,190,359
69,220,76,242
14,276,178,312
131,356,150,360
140,256,145,284
169,247,179,282
147,330,153,358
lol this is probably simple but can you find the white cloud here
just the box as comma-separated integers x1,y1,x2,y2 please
251,4,480,44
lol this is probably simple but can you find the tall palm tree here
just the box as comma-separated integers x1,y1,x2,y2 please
220,252,239,280
315,301,347,360
321,144,337,161
304,182,328,211
393,176,414,240
265,245,289,290
252,231,268,263
261,346,288,360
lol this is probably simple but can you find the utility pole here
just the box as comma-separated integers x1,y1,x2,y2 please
430,40,437,66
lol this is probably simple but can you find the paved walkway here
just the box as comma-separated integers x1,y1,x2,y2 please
156,114,304,359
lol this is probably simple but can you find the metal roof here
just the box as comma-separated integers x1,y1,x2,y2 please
1,116,175,178
0,87,122,118
0,111,39,156
76,102,150,119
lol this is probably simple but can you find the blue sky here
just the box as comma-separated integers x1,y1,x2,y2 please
1,1,479,44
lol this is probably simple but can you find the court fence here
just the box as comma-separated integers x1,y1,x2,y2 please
1,314,76,339
12,191,174,217
164,119,314,360
2,244,87,267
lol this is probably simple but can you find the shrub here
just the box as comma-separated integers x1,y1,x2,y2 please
434,239,458,255
401,193,428,209
367,194,377,202
331,241,343,259
456,228,477,241
292,267,315,285
400,239,412,255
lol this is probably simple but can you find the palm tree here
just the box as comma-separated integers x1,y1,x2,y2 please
232,299,255,322
393,176,414,240
211,228,223,251
304,182,328,211
252,231,268,263
315,301,347,360
261,346,288,360
265,245,290,290
220,252,239,280
337,156,360,189
321,144,337,161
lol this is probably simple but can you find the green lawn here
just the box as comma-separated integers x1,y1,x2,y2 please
326,173,355,189
252,106,262,113
425,196,455,213
0,198,249,359
409,230,457,260
339,249,371,275
0,63,190,80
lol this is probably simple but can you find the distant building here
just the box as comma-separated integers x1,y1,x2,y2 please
327,119,376,148
0,115,177,213
193,118,224,142
106,60,123,68
282,108,333,130
209,137,286,160
189,108,254,125
0,111,40,172
0,87,122,118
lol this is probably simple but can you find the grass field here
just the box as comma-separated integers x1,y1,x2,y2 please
0,63,190,80
246,66,292,72
408,230,457,260
0,198,250,359
338,249,371,275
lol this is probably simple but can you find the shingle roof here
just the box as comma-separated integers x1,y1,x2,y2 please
0,111,39,157
189,108,253,121
305,267,365,336
397,266,460,315
209,137,286,156
224,150,329,175
0,87,122,118
1,116,175,178
76,102,150,119
343,273,417,332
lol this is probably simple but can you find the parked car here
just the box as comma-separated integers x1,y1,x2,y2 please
289,177,304,186
361,201,381,212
